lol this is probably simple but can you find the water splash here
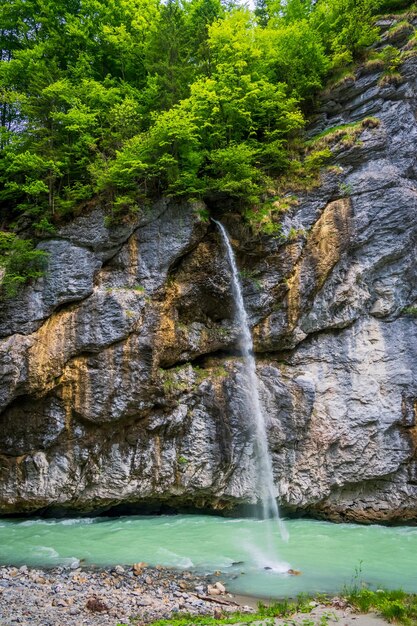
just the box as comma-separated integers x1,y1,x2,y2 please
214,219,289,545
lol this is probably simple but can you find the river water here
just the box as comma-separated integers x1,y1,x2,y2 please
0,515,416,597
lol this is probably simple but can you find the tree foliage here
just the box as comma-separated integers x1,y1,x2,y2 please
0,0,386,244
0,231,48,296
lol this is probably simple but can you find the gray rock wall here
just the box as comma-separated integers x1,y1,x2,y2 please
0,54,417,522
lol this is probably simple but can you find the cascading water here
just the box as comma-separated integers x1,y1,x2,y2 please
214,220,289,551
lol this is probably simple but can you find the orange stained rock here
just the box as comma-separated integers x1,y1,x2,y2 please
27,307,77,394
127,233,139,279
60,354,89,428
59,334,139,424
286,198,351,329
155,282,180,356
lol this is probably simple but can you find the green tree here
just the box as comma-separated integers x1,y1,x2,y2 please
0,231,48,297
185,0,223,76
268,0,314,25
261,20,329,100
255,0,269,27
0,0,388,288
312,0,382,67
144,0,193,112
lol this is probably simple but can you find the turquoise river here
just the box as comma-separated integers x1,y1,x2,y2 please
0,515,416,598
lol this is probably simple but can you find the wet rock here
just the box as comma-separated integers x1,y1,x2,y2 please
288,569,302,576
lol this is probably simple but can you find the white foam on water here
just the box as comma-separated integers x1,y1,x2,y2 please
156,547,194,569
32,546,59,559
395,527,417,537
197,556,238,570
243,538,290,574
59,518,94,526
160,518,188,527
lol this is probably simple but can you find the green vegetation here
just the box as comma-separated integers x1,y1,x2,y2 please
346,589,417,625
385,19,414,42
142,613,261,625
0,232,48,296
338,562,417,625
339,182,353,197
128,593,417,625
377,44,404,84
160,367,192,395
142,595,317,625
306,118,381,149
0,0,390,215
403,306,417,316
159,362,227,395
123,590,417,625
0,0,414,289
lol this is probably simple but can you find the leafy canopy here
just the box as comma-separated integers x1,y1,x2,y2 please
0,0,385,243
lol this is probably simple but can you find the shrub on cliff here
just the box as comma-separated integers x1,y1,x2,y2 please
0,232,48,297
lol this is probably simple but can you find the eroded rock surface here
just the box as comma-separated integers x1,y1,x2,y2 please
1,56,417,522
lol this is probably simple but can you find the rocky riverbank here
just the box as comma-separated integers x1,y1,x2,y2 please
0,563,250,625
0,562,397,626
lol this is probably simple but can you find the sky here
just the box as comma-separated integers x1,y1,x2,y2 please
240,0,256,8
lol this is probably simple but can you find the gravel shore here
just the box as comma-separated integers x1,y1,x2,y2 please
0,563,249,625
0,564,393,626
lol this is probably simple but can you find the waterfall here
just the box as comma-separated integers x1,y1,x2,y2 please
214,220,289,545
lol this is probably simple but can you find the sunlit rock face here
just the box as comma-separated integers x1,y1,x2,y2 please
1,56,417,523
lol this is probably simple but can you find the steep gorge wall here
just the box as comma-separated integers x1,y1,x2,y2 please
1,53,417,523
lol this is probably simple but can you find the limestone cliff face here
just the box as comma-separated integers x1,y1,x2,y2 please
1,53,417,523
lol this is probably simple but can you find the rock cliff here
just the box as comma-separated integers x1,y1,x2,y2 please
1,49,417,523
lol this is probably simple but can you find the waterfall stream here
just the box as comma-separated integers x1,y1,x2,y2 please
214,220,289,547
